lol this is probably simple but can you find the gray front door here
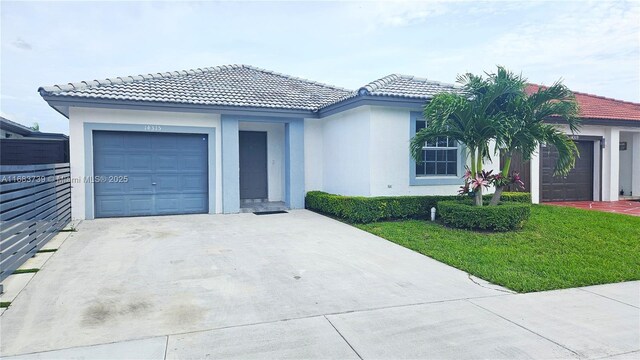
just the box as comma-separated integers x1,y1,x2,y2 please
93,131,208,217
239,131,268,200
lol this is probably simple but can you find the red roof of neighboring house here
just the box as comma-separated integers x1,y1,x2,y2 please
526,84,640,122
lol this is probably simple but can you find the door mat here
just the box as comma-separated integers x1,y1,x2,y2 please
253,210,288,215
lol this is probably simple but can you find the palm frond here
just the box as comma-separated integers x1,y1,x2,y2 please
541,125,579,176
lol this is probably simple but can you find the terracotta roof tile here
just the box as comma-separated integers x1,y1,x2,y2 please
526,84,640,122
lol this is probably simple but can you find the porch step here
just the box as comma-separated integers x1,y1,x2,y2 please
240,201,288,213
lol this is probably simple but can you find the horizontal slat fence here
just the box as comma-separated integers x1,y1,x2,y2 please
0,163,71,282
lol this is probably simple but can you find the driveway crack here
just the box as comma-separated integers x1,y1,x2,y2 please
467,273,513,294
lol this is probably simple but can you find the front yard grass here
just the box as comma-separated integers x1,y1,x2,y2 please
356,204,640,293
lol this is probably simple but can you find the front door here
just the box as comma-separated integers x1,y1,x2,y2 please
239,131,268,200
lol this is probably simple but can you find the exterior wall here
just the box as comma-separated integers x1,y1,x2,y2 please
317,105,498,198
619,132,633,196
633,133,640,197
304,118,323,192
370,106,467,196
322,106,372,196
68,104,639,217
68,107,221,219
529,149,541,203
528,124,640,203
239,121,285,202
602,127,620,201
369,106,499,196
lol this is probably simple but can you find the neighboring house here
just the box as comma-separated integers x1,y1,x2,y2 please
507,86,640,203
37,65,640,219
0,117,69,165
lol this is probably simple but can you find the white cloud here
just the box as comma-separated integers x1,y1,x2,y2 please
12,37,31,50
483,1,639,97
346,0,450,31
1,0,638,136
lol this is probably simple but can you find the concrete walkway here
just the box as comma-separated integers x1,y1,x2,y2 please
545,200,640,216
1,210,638,359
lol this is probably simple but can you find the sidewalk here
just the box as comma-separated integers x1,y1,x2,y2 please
5,281,638,359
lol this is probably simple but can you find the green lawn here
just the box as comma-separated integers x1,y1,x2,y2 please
355,205,640,293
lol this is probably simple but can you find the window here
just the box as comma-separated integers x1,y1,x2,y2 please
415,119,458,176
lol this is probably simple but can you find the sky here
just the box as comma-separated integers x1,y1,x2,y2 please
1,0,639,134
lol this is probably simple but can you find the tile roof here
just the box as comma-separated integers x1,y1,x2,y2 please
526,84,640,122
358,74,462,98
39,65,462,112
38,65,353,111
324,74,462,107
39,66,638,123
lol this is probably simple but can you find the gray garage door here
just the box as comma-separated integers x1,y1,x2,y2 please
541,141,594,202
93,131,208,218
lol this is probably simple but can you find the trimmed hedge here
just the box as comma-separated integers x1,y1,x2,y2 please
491,192,532,203
305,191,531,224
438,200,531,232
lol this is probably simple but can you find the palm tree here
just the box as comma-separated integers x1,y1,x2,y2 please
410,73,519,206
487,80,581,205
411,66,580,207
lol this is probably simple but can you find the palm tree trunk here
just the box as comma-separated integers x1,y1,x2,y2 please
489,186,503,206
469,147,476,175
474,149,483,206
490,151,512,206
475,186,483,206
502,155,512,177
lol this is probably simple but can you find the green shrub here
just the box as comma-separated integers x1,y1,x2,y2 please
437,200,531,232
305,191,531,224
490,192,531,203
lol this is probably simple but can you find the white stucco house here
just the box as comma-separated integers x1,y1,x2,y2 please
38,65,640,220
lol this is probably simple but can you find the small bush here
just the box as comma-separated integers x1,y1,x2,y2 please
438,200,531,232
492,192,531,203
305,191,531,224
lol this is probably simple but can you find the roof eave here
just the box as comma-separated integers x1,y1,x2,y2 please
0,120,33,135
317,94,430,117
545,117,640,128
40,95,319,119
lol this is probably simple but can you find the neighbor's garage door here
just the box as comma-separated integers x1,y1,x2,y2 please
93,131,208,217
541,141,594,202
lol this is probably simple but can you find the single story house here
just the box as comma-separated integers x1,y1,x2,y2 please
38,65,640,219
511,85,640,203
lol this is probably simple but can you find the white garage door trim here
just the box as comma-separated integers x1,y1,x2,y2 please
84,122,216,219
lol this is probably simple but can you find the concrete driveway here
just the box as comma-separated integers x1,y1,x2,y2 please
1,210,638,359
